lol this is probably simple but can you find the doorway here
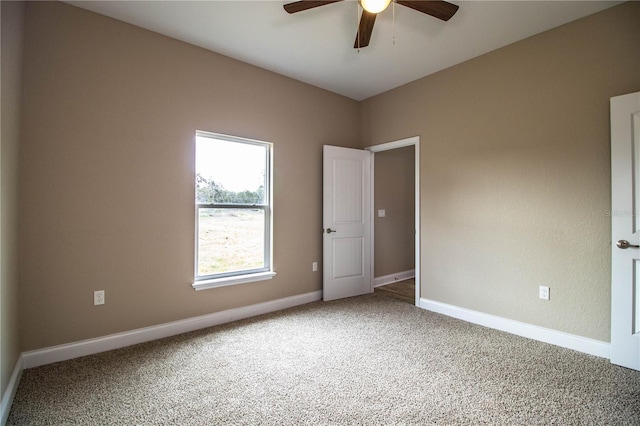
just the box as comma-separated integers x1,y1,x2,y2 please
367,137,420,306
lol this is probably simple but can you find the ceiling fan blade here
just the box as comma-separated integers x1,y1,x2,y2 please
283,0,344,14
396,0,459,21
354,11,377,49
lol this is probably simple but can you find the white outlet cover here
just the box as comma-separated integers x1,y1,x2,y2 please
539,286,550,300
94,290,105,305
378,209,386,218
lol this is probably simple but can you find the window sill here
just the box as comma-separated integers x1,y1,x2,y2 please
192,271,277,291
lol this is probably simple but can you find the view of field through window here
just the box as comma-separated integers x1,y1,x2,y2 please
197,209,264,275
196,133,268,278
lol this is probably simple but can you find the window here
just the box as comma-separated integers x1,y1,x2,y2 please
193,131,274,290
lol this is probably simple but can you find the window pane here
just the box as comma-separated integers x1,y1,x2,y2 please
196,136,266,205
197,208,265,276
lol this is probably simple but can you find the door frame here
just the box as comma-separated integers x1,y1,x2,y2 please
366,136,420,306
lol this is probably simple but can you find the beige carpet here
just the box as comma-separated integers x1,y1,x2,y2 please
8,292,640,425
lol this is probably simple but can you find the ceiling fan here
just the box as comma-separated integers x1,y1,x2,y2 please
283,0,459,48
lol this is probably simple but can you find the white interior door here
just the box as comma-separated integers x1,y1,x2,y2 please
323,145,372,301
611,91,640,370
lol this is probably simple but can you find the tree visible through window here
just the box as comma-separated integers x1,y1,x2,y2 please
195,131,272,284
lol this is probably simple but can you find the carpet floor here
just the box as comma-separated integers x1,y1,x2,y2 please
7,292,640,425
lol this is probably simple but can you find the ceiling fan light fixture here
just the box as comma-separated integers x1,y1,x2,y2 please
359,0,392,14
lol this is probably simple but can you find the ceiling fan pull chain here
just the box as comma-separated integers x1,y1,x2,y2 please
392,0,396,45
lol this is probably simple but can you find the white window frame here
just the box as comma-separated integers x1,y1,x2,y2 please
193,131,275,291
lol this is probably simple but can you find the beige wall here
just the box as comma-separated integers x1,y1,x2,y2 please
19,2,360,351
374,146,414,277
1,0,25,401
362,2,640,342
12,1,640,354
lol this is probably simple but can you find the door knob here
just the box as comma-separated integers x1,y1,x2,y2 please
326,228,337,234
617,240,640,249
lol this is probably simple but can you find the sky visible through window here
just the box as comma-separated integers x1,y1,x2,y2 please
196,135,265,193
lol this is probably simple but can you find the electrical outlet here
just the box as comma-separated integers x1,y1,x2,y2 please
94,290,105,306
312,262,318,272
539,286,550,301
378,209,386,218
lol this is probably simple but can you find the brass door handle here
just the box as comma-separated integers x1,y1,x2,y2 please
617,240,640,249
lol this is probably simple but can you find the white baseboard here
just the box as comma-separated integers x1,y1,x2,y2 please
420,298,610,359
22,290,322,369
1,355,23,426
374,269,415,288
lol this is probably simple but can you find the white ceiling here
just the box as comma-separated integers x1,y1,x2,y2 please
67,1,621,101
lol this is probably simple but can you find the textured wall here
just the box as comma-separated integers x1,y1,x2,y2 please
374,146,415,277
15,1,640,353
19,2,360,351
1,0,25,400
361,2,640,342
